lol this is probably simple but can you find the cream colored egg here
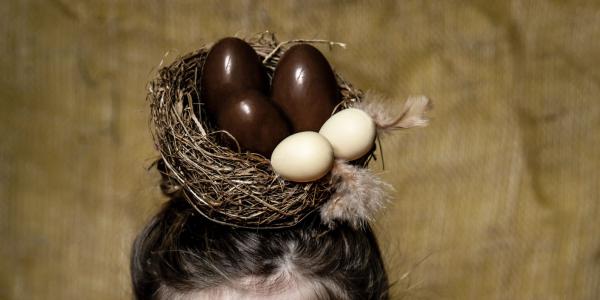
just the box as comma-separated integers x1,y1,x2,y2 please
319,108,376,161
270,132,334,182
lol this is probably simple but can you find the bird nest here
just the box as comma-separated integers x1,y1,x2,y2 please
148,32,370,228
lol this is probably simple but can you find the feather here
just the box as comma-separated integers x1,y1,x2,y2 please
320,160,393,228
355,92,432,136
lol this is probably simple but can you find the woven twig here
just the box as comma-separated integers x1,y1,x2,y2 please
148,32,368,228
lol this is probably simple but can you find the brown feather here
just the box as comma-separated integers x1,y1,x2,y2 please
355,92,432,136
320,160,393,228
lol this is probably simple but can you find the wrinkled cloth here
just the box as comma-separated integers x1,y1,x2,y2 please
1,1,598,299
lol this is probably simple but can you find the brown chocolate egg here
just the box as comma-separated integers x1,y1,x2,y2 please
216,90,291,157
271,44,341,132
200,37,268,120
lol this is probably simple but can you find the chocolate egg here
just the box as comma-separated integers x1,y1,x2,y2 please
201,37,268,119
216,90,291,157
271,44,341,132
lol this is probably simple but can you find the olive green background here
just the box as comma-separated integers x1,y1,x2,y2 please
1,1,599,299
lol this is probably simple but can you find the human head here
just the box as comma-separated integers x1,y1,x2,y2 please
130,196,389,299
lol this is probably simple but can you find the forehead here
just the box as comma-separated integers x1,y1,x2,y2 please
187,286,320,300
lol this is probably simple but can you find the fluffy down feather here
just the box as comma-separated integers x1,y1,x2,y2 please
320,160,393,228
320,93,430,227
355,92,431,136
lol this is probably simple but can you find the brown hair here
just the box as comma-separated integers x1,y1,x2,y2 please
130,182,390,299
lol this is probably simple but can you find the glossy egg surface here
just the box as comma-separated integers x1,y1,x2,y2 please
271,44,340,132
217,90,291,157
201,37,268,118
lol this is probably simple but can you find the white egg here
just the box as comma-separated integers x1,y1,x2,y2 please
319,108,376,161
270,132,334,182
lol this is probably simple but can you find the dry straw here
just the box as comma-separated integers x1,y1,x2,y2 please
149,32,430,229
148,32,369,228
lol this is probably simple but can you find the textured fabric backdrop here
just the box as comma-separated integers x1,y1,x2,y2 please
1,1,599,299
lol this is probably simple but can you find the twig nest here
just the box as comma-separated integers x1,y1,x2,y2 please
149,32,431,229
149,33,363,228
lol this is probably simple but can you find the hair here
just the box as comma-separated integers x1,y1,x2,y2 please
131,165,390,300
